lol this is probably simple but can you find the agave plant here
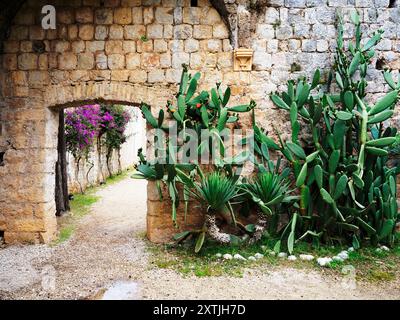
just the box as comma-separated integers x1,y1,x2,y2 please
190,171,240,245
268,12,399,249
241,172,292,243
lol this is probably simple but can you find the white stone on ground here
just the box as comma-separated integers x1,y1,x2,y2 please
380,245,389,252
234,254,246,261
223,254,233,260
348,247,354,252
333,256,344,262
254,253,264,259
269,251,276,256
317,257,332,267
299,254,314,261
215,253,222,258
337,251,349,260
248,256,256,261
288,255,297,261
278,252,287,258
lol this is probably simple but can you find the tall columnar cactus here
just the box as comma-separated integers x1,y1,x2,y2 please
270,12,399,248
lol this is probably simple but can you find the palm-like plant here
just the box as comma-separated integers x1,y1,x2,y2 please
241,172,292,243
190,171,239,245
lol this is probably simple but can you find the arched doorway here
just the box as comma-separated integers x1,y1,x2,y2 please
0,0,233,243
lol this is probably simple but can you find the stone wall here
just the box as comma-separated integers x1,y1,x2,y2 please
0,0,399,244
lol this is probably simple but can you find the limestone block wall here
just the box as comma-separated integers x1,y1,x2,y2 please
0,0,399,244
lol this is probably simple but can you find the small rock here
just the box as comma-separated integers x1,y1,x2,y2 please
380,245,390,252
223,254,233,260
268,251,276,256
337,251,349,260
215,253,222,258
333,256,344,262
254,253,264,259
233,254,247,261
375,248,383,253
288,255,297,261
317,257,332,267
248,256,256,261
299,254,314,261
278,252,287,258
348,247,355,252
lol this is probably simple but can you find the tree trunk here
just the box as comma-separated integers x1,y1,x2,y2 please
55,109,70,216
249,211,267,244
205,214,231,244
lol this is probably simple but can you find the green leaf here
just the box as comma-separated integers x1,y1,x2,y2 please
383,71,397,90
222,87,231,106
311,69,320,89
337,111,353,120
335,72,344,89
217,107,228,131
186,76,199,101
177,94,186,118
228,104,252,112
367,110,394,124
349,51,361,76
286,142,306,159
356,217,376,235
365,146,388,156
306,150,319,163
334,174,348,199
273,240,281,253
287,232,295,255
352,235,360,250
329,150,340,173
296,162,308,187
141,104,158,128
314,165,323,189
211,88,220,110
271,94,290,110
343,91,354,110
368,90,398,116
245,224,255,233
379,219,395,239
200,106,209,127
362,31,383,52
366,137,396,147
320,188,334,204
195,231,206,253
352,173,364,189
173,231,191,241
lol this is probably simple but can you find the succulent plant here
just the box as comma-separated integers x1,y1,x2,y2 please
268,12,399,248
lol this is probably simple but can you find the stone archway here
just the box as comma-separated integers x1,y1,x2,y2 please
0,0,235,243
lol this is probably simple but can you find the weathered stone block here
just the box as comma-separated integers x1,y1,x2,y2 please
95,25,109,40
86,41,104,52
59,52,78,70
114,7,132,24
124,25,146,40
147,24,164,39
79,25,95,40
107,54,125,69
76,7,94,23
148,69,165,83
77,52,95,69
95,8,114,24
18,53,38,70
193,25,212,39
174,24,193,39
155,7,174,24
141,53,160,68
154,39,168,52
105,40,123,54
126,53,141,69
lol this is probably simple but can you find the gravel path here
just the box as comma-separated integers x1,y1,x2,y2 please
1,177,399,300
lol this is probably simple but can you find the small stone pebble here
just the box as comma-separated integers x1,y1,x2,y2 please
268,251,276,256
233,254,246,261
288,255,297,261
215,253,222,258
299,254,314,261
333,256,344,262
337,251,349,260
348,247,354,252
254,253,264,259
223,254,233,260
248,256,256,261
380,245,389,252
317,257,332,267
278,252,287,258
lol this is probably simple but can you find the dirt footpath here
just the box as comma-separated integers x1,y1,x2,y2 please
1,177,399,300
